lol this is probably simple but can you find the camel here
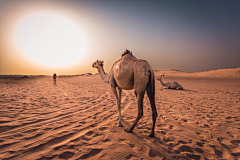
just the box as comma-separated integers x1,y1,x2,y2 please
157,73,183,90
92,49,158,137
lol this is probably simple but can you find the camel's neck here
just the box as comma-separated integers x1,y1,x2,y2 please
159,76,167,86
97,66,112,83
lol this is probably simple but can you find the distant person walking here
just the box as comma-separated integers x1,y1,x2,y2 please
53,73,57,84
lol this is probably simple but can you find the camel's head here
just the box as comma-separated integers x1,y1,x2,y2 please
92,60,104,68
156,73,165,81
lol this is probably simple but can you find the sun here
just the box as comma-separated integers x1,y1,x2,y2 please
15,13,84,67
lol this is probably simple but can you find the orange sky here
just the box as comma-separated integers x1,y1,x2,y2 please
0,0,239,75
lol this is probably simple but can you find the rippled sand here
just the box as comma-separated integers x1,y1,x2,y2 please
0,69,240,159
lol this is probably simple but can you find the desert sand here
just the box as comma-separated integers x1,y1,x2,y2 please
0,68,240,160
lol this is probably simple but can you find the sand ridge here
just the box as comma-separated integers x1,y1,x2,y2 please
155,68,240,79
0,69,240,159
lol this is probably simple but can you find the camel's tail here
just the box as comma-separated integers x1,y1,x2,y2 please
148,69,155,96
147,68,158,137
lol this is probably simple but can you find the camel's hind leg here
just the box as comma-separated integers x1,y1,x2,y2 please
176,86,183,90
124,91,144,133
117,88,122,126
111,86,122,127
124,61,150,133
147,83,158,137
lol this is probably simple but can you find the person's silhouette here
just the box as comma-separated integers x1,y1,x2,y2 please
53,73,57,84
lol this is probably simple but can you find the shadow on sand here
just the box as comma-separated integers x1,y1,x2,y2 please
162,88,198,93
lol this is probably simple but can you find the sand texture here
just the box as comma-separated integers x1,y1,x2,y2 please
0,68,240,160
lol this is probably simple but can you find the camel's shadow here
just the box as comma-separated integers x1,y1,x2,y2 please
120,119,174,159
180,89,198,93
162,88,198,93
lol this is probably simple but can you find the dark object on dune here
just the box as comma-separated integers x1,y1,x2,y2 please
53,73,57,79
53,73,57,84
22,75,29,78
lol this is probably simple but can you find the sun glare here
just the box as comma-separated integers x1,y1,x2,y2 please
15,13,84,67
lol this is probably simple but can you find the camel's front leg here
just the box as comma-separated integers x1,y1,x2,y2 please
111,86,122,127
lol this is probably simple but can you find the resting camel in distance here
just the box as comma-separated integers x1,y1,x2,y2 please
92,49,158,137
157,73,183,90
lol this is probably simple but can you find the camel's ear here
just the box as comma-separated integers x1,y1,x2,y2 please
97,60,99,62
100,61,104,64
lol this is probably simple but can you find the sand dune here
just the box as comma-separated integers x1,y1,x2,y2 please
0,68,240,159
155,68,240,79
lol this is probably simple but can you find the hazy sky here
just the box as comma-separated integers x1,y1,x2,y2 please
0,0,239,75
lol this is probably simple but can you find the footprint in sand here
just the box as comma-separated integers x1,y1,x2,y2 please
186,154,201,160
225,116,232,119
78,149,102,159
99,126,108,131
102,138,111,142
79,121,86,124
157,124,165,127
24,132,42,140
85,131,94,136
118,138,126,142
181,118,188,122
125,153,139,159
43,127,52,131
53,145,67,151
214,149,223,157
196,141,205,147
163,136,174,143
81,135,92,141
38,155,57,160
230,140,240,146
58,151,75,159
92,133,102,137
194,147,203,153
0,142,17,150
128,142,135,148
70,137,80,143
231,148,240,157
178,140,188,144
148,149,156,158
173,144,194,154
